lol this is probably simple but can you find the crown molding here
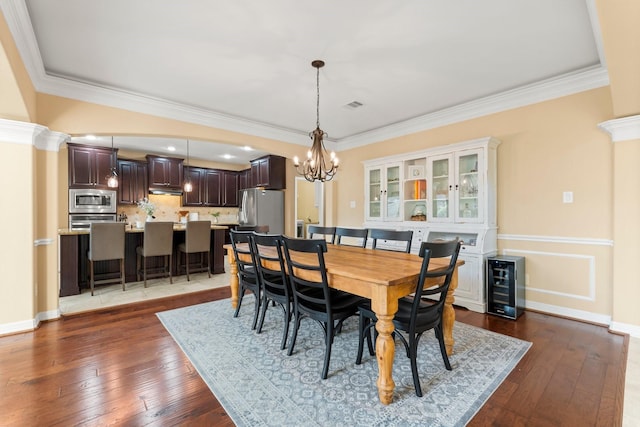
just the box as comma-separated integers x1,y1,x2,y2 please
597,115,640,142
337,66,609,150
0,118,68,150
0,0,610,152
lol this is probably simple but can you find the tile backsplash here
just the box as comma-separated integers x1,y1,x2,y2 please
118,194,239,225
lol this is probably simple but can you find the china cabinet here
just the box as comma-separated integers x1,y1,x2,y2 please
365,162,402,221
363,136,500,312
428,148,484,223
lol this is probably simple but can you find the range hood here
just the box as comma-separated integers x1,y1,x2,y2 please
149,189,183,196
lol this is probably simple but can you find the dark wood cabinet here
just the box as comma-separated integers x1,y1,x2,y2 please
146,155,183,192
68,143,117,189
250,155,286,189
203,169,222,207
117,159,148,205
182,167,224,207
238,168,251,190
222,170,239,207
182,167,204,206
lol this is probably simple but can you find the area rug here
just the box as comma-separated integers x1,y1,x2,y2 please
157,297,531,426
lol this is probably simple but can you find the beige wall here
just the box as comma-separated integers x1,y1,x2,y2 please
1,3,639,336
334,88,615,319
0,141,35,326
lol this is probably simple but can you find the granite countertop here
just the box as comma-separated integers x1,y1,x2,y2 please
58,224,229,235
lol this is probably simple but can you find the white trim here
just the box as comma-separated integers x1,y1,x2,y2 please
340,66,608,150
585,0,608,69
0,317,36,335
503,248,596,302
498,233,613,246
0,119,68,150
610,321,640,338
36,308,60,323
525,300,611,326
0,309,61,336
598,115,640,142
0,0,609,150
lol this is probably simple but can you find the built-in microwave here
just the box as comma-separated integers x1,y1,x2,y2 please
69,189,117,214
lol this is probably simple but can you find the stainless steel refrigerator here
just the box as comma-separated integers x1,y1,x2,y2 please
238,188,285,234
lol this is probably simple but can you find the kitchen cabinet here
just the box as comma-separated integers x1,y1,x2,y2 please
250,155,286,189
182,167,205,206
238,168,251,190
222,170,239,206
365,162,402,222
68,143,117,189
117,159,148,205
146,155,183,193
182,167,220,207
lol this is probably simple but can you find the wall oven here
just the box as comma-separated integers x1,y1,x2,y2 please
68,189,118,230
69,189,117,214
68,213,118,230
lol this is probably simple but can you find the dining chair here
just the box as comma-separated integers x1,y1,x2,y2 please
230,230,262,330
177,220,212,281
307,225,336,243
333,227,368,248
281,236,365,379
369,228,413,253
136,221,174,287
355,239,462,397
88,222,125,296
251,233,292,349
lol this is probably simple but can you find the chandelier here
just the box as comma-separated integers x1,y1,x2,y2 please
293,60,339,182
106,136,118,188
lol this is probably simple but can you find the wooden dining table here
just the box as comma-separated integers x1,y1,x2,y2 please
224,242,464,405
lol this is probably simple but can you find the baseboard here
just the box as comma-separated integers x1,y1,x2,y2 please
525,300,612,326
0,308,60,337
609,321,640,338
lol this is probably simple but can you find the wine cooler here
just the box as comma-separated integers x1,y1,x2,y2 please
486,256,525,319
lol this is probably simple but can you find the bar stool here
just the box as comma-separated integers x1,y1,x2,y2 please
88,222,125,296
177,220,212,281
136,221,174,287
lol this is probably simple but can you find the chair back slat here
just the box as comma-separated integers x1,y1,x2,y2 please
251,233,287,297
282,237,331,312
307,225,336,243
370,228,413,253
334,227,368,248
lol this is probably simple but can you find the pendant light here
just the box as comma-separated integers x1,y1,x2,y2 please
107,136,118,188
183,139,193,192
293,60,339,182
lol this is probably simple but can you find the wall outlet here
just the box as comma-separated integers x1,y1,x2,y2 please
562,191,573,203
350,200,356,208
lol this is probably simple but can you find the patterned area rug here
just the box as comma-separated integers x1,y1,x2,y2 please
157,297,531,426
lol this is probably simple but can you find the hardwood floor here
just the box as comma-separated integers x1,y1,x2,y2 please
0,288,626,426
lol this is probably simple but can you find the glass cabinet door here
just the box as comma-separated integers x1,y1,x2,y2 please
455,149,483,223
367,167,382,220
428,155,452,222
384,164,401,221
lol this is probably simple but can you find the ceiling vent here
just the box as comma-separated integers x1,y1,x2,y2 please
344,101,364,109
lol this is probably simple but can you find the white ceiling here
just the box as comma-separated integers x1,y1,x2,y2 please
1,0,607,163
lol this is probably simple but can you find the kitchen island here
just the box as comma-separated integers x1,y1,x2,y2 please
58,224,228,296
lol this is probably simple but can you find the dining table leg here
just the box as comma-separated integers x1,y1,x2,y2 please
227,250,239,309
442,267,459,356
372,294,399,405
